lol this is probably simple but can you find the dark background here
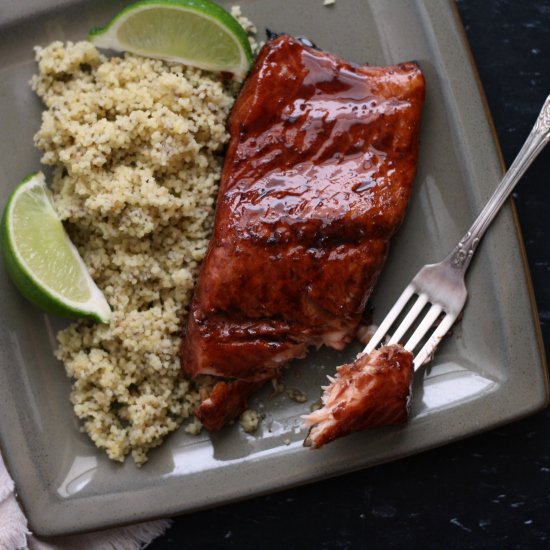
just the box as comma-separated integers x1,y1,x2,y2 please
151,1,550,548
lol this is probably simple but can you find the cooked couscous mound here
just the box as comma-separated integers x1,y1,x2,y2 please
30,39,243,464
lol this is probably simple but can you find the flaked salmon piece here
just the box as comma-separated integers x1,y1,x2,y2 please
303,345,414,448
195,379,265,432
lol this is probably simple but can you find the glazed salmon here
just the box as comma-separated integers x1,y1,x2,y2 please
181,34,425,429
302,345,414,448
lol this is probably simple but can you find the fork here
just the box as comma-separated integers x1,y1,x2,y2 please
365,94,550,370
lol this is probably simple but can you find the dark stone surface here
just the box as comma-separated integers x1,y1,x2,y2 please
151,1,550,548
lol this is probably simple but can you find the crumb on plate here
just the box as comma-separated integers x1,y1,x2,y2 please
286,387,308,403
239,409,260,433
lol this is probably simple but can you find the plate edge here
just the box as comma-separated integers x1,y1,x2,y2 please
448,0,550,408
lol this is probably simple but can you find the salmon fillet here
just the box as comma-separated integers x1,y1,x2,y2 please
181,34,425,428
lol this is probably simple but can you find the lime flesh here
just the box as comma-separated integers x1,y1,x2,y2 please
90,0,253,78
1,173,112,322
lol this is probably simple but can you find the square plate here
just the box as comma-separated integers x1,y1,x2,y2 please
0,0,547,537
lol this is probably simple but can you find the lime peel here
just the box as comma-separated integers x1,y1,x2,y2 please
89,0,253,79
1,172,112,323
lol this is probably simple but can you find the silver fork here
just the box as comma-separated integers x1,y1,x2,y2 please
365,95,550,370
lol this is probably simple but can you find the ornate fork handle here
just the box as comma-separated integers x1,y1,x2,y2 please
449,94,550,271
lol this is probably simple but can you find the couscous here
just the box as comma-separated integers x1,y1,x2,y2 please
30,9,257,464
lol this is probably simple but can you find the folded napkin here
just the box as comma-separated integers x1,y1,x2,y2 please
0,453,170,550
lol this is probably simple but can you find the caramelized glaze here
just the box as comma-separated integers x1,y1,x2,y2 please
181,35,425,426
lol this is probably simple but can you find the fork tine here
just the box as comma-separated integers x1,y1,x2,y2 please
388,293,428,345
404,303,443,353
413,312,457,369
364,284,415,353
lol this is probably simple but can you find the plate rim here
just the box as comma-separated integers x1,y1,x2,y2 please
448,2,549,402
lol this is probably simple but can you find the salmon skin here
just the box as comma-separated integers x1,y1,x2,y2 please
181,35,425,429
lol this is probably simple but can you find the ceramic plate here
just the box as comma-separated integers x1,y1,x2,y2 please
0,0,547,536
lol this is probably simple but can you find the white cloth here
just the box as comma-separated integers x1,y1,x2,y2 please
0,453,171,550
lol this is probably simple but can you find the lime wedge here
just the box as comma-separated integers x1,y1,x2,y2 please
89,0,253,79
1,173,112,323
